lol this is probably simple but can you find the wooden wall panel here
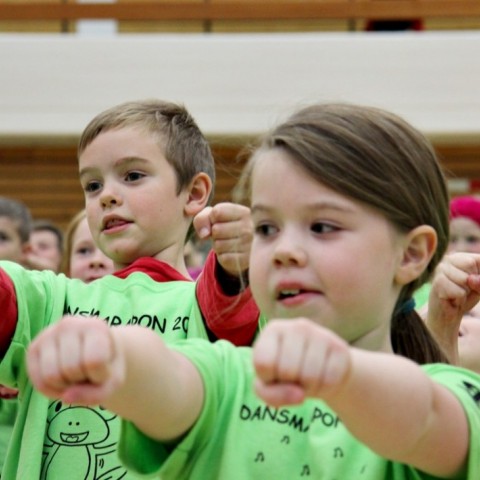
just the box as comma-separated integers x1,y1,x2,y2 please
0,141,479,232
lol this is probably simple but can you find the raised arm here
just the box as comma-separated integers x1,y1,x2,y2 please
253,319,470,478
425,252,480,363
27,315,204,442
195,202,260,345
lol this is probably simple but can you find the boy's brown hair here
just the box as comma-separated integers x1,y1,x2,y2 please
78,99,216,205
0,196,32,244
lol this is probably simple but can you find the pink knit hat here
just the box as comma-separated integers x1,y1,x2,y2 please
450,196,480,226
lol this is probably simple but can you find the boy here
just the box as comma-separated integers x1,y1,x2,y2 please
0,196,32,476
26,219,64,273
0,99,259,479
0,196,32,267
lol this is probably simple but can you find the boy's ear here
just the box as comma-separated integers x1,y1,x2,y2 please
395,225,438,286
184,172,213,217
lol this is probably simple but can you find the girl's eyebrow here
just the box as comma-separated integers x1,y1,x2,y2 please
251,201,356,215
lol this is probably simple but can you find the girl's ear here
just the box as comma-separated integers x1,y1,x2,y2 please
184,172,213,218
395,225,438,286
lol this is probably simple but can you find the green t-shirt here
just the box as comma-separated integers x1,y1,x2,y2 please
413,283,432,310
0,261,209,479
0,398,17,475
120,339,480,480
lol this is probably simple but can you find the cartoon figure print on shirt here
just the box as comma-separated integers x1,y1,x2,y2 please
42,400,127,480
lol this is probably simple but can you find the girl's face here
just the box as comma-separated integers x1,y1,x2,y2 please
448,217,480,254
249,149,408,352
69,217,115,282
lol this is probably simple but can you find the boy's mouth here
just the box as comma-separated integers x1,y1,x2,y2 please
103,217,129,232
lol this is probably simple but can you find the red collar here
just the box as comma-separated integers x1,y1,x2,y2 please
113,257,190,283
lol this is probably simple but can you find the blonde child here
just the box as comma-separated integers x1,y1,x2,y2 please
0,99,258,479
27,103,480,479
62,209,115,282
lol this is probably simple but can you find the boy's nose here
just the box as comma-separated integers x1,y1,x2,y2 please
100,190,120,208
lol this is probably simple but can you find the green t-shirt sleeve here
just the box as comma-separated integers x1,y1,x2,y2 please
0,262,67,389
119,339,236,476
423,363,480,479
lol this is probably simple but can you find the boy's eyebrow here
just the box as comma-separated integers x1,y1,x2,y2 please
79,156,149,179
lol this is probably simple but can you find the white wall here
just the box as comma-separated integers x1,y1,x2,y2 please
1,31,480,142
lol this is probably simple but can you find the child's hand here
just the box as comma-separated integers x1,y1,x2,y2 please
426,252,480,363
27,316,125,406
253,319,351,408
193,202,253,276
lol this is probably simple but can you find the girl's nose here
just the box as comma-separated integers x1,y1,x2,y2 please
273,233,308,267
89,251,109,269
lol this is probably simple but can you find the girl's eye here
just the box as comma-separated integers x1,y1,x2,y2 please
125,171,145,182
84,181,102,193
311,222,337,234
255,223,277,237
76,247,93,256
466,236,480,244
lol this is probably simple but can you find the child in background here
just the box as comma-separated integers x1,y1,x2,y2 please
424,251,480,373
449,195,480,254
26,219,64,273
27,103,480,479
0,196,32,476
0,196,32,266
419,195,480,369
62,209,115,282
0,99,259,479
416,195,480,309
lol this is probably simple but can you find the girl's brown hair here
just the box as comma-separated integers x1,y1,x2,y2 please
235,103,450,364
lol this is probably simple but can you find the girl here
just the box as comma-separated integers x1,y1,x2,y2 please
62,209,115,282
449,195,480,254
27,103,480,479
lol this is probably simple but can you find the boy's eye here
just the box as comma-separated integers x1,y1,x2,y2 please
311,222,337,234
0,232,9,242
125,171,145,182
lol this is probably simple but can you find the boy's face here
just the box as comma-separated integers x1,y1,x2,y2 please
79,126,191,270
30,230,62,272
248,149,407,352
0,216,29,264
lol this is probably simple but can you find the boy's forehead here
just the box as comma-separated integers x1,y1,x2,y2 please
79,126,166,166
0,216,23,236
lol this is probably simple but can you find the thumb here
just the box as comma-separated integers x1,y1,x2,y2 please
193,206,213,239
